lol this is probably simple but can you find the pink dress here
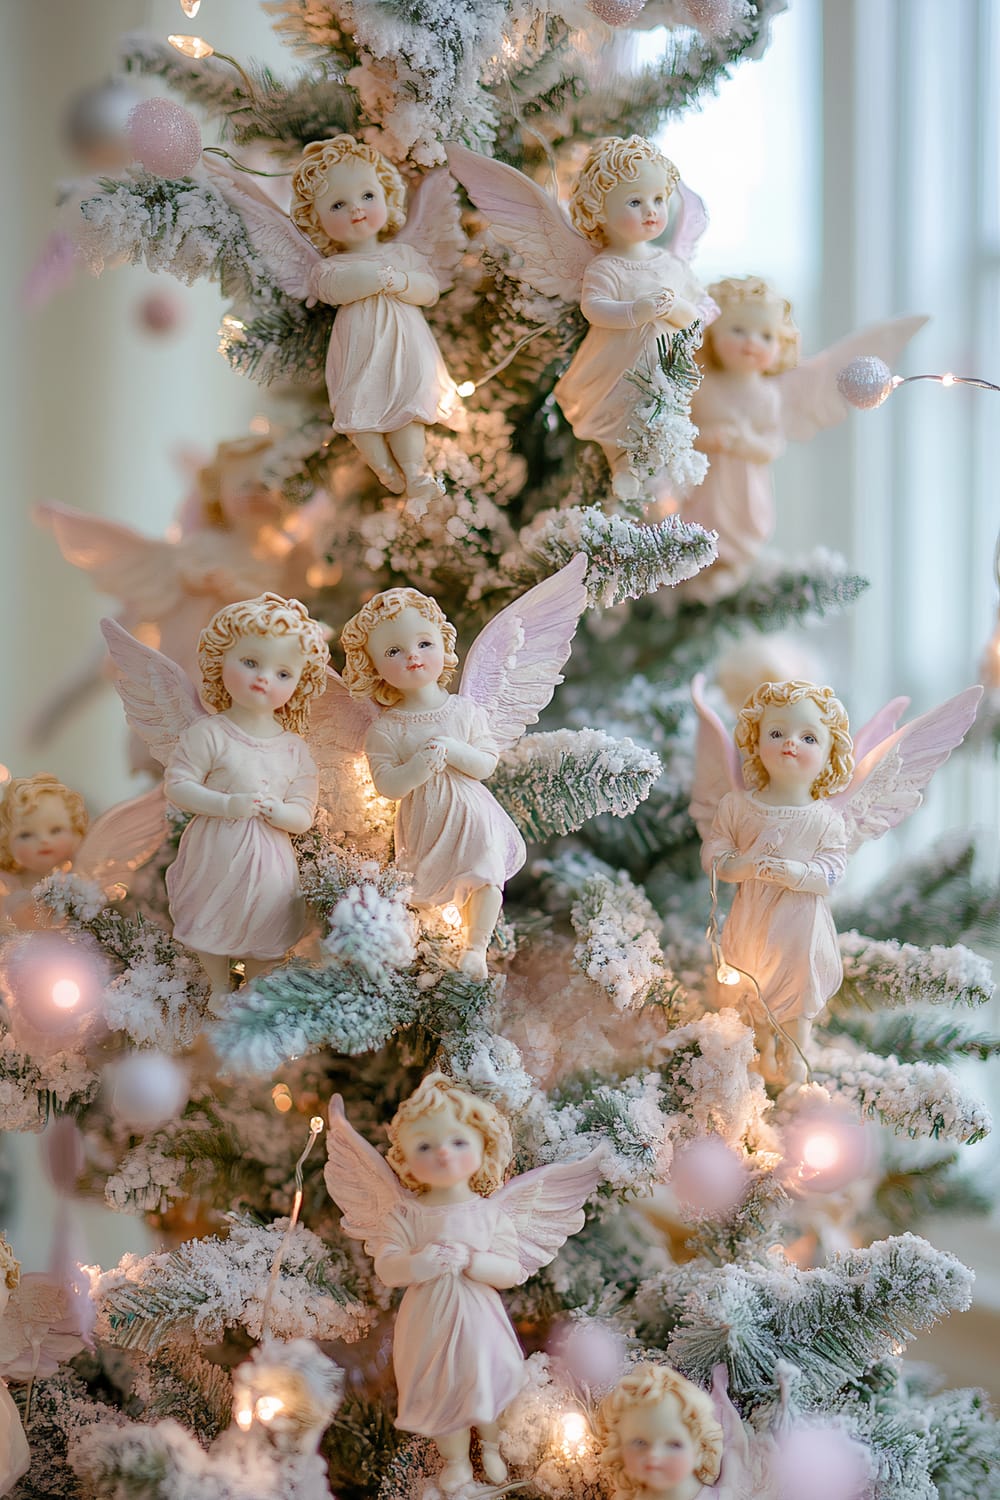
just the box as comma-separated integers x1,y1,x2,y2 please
702,790,848,1022
554,247,706,445
313,243,463,434
373,1196,526,1436
164,716,318,959
364,697,526,908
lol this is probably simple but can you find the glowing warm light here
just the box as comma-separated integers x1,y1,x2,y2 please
941,372,956,387
168,33,214,58
51,979,82,1011
457,380,476,398
271,1083,293,1113
0,764,10,785
106,883,128,903
255,1395,284,1423
309,1115,324,1134
716,962,741,986
559,1410,589,1458
440,904,463,930
235,1405,253,1431
249,413,271,434
180,0,202,16
800,1130,840,1172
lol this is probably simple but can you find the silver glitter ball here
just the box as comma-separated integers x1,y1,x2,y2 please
836,355,895,410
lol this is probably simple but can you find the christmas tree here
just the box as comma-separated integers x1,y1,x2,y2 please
2,3,998,1498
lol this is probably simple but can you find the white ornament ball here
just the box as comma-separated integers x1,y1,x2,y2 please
670,1137,748,1216
106,1052,189,1131
587,0,648,24
62,77,143,172
127,98,202,179
684,0,741,37
836,355,895,410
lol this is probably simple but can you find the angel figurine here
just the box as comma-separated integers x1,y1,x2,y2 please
447,135,716,501
690,675,982,1085
101,593,333,1003
594,1363,760,1500
679,277,928,601
206,139,465,515
35,434,331,690
0,772,166,933
335,554,588,978
323,1072,605,1495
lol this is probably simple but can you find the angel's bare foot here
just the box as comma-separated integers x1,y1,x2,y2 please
479,1443,507,1484
438,1459,475,1495
402,465,443,518
375,464,406,495
457,945,489,980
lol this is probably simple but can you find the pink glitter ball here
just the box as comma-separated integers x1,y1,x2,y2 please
127,97,202,179
587,0,648,23
685,0,741,36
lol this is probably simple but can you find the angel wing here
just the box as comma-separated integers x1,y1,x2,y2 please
830,685,982,855
666,179,709,266
307,669,381,831
446,143,594,304
203,155,320,301
396,168,465,292
709,1365,774,1500
850,695,910,763
0,1273,84,1380
493,1147,605,1282
100,619,205,769
36,502,182,619
777,314,929,444
74,784,168,892
323,1095,408,1258
689,673,742,844
458,554,588,753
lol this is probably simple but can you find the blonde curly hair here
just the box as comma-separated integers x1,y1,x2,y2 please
0,1234,20,1292
700,276,800,375
291,136,407,256
339,588,458,709
569,135,680,247
735,679,854,798
198,593,330,735
0,774,88,873
594,1364,723,1496
197,434,276,529
386,1072,513,1196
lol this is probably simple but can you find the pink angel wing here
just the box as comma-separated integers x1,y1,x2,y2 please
396,169,464,292
22,228,81,310
458,554,588,752
74,784,169,892
830,685,983,855
777,314,929,445
35,502,182,618
446,143,594,304
0,1274,85,1380
203,155,320,300
493,1147,605,1283
666,179,709,266
323,1096,408,1258
689,673,742,844
100,618,206,769
850,695,910,763
307,669,380,827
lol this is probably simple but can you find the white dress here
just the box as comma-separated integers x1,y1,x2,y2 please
312,243,463,434
702,790,848,1022
554,247,707,445
164,716,318,959
373,1195,526,1437
364,697,526,908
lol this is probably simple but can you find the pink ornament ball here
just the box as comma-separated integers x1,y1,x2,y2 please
836,355,895,409
127,97,202,179
670,1137,748,1216
135,288,185,336
587,0,648,24
547,1320,626,1393
684,0,741,37
774,1425,871,1500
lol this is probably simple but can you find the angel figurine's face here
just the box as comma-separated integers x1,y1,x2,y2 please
395,1103,485,1190
757,698,831,791
315,158,389,249
600,161,672,251
9,794,81,875
365,607,447,698
221,632,308,714
618,1395,699,1494
710,298,784,375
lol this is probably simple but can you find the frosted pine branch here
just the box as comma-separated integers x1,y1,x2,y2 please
93,1215,373,1354
299,842,411,926
265,0,355,55
0,1029,98,1132
835,931,994,1011
490,729,661,840
810,1046,991,1144
871,1149,992,1232
518,505,717,607
824,1009,1000,1067
570,869,677,1011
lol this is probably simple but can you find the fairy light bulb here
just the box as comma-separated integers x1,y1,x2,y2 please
51,979,81,1010
168,33,214,58
800,1129,840,1172
559,1410,589,1457
941,372,956,387
271,1083,293,1113
235,1405,253,1431
440,903,463,929
309,1115,324,1134
179,0,202,16
457,380,476,398
716,961,741,986
255,1395,284,1423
